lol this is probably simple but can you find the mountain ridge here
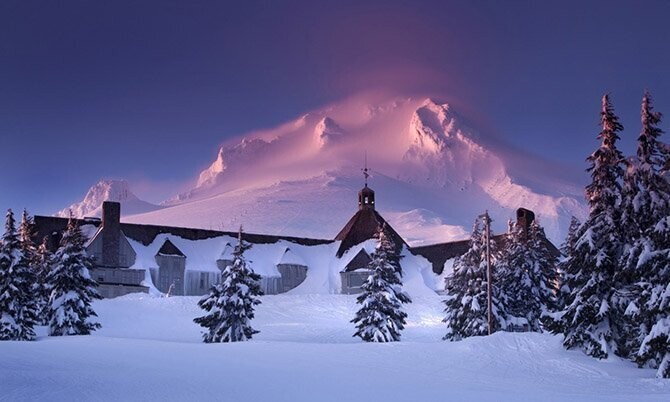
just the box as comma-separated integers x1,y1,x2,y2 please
58,94,588,245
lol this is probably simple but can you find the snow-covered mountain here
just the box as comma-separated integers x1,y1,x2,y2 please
62,93,587,245
58,179,162,218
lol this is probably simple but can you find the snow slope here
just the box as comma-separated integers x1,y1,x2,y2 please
58,179,161,218
67,93,587,245
1,294,667,401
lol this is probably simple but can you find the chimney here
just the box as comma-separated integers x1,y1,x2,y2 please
516,208,535,239
101,201,121,267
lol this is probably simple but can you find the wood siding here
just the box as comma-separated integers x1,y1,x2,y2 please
87,231,137,268
185,271,220,296
340,271,372,294
276,264,307,293
155,254,186,296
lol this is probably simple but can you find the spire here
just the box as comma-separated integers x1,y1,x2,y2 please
362,151,369,187
358,152,375,210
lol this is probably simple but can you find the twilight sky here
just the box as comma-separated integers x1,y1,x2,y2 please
2,0,670,214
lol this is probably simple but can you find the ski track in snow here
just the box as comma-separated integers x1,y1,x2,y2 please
1,293,668,402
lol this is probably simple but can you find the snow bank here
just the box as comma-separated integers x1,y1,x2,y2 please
126,232,437,297
1,294,667,401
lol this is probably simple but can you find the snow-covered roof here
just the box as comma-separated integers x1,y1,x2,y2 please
126,233,331,278
218,242,234,260
156,239,185,257
277,248,308,266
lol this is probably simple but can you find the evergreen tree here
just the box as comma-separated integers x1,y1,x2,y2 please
443,218,506,340
624,92,670,377
557,94,625,359
501,221,559,332
34,237,54,325
352,225,411,342
556,217,582,309
0,209,38,340
18,209,37,258
194,227,263,343
46,215,102,336
620,92,670,271
636,261,670,378
18,209,42,331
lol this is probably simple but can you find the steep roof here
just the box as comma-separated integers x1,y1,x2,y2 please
156,238,185,257
218,242,234,261
334,208,407,257
342,248,372,272
277,247,307,266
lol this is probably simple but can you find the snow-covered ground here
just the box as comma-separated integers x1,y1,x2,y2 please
1,293,668,401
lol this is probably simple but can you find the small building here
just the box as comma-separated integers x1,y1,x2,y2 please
334,183,407,294
339,248,372,294
154,239,186,296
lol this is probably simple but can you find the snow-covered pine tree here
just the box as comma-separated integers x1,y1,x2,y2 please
194,226,263,343
542,216,582,333
46,215,102,336
352,224,412,342
557,94,625,359
620,92,670,270
443,218,506,340
556,216,581,308
623,92,670,377
18,209,42,333
0,209,38,340
636,225,670,378
34,237,54,325
501,221,559,332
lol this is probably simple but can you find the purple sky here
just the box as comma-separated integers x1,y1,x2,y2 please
2,0,670,214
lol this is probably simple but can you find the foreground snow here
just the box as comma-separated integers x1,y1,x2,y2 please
1,294,668,401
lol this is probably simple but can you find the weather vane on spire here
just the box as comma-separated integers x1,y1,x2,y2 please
362,151,369,187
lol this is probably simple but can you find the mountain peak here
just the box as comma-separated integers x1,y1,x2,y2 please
195,138,273,190
314,116,345,147
57,179,159,218
118,92,585,243
196,147,227,188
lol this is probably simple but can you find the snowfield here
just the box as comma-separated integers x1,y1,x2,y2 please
1,293,668,401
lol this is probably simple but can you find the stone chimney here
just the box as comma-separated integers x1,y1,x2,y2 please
516,207,535,239
101,201,121,267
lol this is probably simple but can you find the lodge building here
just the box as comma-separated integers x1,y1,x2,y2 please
33,181,555,298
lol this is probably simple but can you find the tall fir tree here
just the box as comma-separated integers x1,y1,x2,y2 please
556,217,582,309
352,225,412,342
620,92,670,267
194,227,263,343
18,209,41,331
443,218,506,340
623,92,670,377
500,221,559,332
34,237,54,325
0,209,38,340
46,215,102,336
558,94,625,359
